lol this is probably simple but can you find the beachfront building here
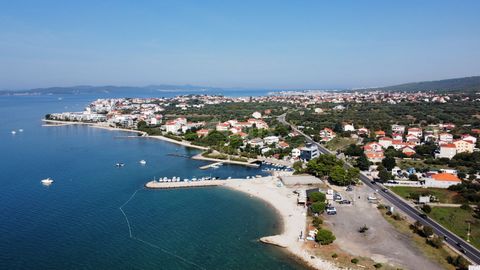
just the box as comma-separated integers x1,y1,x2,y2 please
300,143,319,161
424,173,461,188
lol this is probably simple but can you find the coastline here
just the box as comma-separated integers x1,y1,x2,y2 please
222,175,340,270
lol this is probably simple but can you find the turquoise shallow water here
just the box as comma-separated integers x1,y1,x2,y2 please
0,93,307,269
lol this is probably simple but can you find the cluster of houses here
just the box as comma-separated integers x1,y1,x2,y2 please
352,123,479,163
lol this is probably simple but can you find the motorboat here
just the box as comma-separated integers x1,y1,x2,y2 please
115,163,125,167
139,160,147,165
41,178,54,186
11,130,16,135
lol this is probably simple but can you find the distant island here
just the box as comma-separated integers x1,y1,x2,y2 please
2,75,480,96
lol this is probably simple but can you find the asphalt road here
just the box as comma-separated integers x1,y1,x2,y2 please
278,114,480,264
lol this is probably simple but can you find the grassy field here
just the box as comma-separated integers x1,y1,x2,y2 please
390,186,463,204
429,207,480,249
398,159,448,170
325,137,357,151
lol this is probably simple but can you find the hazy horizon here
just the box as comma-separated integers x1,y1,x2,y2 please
1,1,479,90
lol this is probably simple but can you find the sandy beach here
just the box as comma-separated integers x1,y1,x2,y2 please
223,175,341,270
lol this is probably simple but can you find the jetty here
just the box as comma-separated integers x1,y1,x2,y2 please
145,180,228,189
199,162,223,170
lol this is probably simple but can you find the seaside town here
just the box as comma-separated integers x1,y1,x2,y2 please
43,88,480,269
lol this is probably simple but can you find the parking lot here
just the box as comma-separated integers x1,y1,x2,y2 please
323,183,442,270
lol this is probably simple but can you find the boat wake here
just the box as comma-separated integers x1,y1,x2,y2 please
119,188,206,270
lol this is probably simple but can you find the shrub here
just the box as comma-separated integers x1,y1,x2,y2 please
422,226,434,238
331,253,338,258
315,229,336,245
351,258,359,264
427,237,443,248
373,263,383,268
392,213,403,221
422,204,432,213
358,225,369,233
460,204,471,210
312,216,323,228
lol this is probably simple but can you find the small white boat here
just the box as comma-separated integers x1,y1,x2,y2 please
11,130,16,135
41,178,54,186
18,129,24,132
139,160,147,165
115,163,125,167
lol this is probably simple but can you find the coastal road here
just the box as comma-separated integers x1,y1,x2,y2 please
277,114,480,264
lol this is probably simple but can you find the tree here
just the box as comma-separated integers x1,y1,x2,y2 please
292,161,303,172
309,192,326,203
378,169,391,183
310,202,327,214
382,156,396,171
344,144,363,156
356,153,371,171
330,165,347,185
184,132,198,141
422,204,432,213
422,225,434,237
346,167,360,184
409,174,419,181
315,229,336,245
228,135,243,149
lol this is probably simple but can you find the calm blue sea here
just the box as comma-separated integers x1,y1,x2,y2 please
0,90,307,270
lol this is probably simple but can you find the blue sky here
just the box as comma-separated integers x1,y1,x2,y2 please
0,0,479,90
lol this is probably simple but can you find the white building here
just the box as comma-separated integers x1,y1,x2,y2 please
263,136,280,145
252,111,262,119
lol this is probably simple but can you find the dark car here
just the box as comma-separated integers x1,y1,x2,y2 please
419,213,428,219
381,188,388,193
371,181,376,184
339,200,351,205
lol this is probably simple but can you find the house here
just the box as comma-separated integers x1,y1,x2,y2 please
392,140,407,150
406,134,421,145
314,108,324,113
216,122,230,131
407,127,423,138
319,128,336,142
364,142,383,152
461,134,477,144
365,151,385,163
375,130,386,138
237,132,248,139
248,138,264,148
392,133,403,141
264,136,280,145
300,143,319,161
424,173,461,188
391,124,406,134
436,143,457,159
440,123,456,131
229,127,242,134
278,141,290,149
402,146,416,157
453,139,474,153
343,123,355,132
196,129,210,137
165,120,181,133
357,127,370,136
291,148,301,158
424,132,438,142
439,133,453,143
378,137,393,149
252,111,262,119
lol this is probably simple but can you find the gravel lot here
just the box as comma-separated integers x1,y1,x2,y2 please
323,184,442,270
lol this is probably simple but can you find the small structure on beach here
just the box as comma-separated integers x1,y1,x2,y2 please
279,175,322,186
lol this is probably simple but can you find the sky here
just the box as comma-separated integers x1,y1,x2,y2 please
0,0,479,90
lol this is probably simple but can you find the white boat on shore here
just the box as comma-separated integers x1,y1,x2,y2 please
41,178,54,186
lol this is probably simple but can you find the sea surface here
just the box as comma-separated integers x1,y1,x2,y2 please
0,90,307,269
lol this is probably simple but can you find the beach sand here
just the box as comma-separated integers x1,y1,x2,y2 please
224,175,340,270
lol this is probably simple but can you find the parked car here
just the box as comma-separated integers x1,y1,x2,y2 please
346,186,353,192
326,206,337,215
339,200,351,205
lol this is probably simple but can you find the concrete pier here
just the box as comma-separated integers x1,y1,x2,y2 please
145,180,228,189
199,162,223,170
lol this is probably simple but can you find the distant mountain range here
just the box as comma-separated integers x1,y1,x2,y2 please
1,76,479,95
369,76,480,92
0,84,224,96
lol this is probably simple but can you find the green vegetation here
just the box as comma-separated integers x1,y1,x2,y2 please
390,186,462,204
310,202,327,214
372,75,480,92
324,137,357,151
305,155,360,186
308,192,326,203
315,229,336,245
429,207,480,249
